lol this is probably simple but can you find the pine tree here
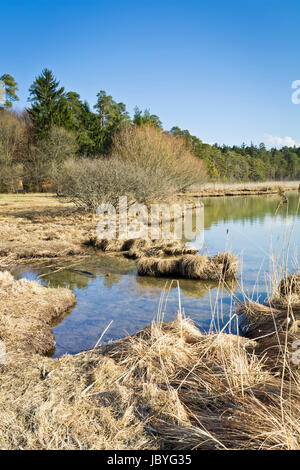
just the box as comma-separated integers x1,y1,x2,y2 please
0,74,19,109
133,107,162,128
93,90,130,153
27,69,71,137
94,90,129,128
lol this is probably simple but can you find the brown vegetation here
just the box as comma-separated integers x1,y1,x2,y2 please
273,272,300,306
0,111,27,192
87,237,198,259
0,271,76,358
59,126,206,210
137,252,238,280
181,181,300,198
238,271,300,374
1,309,300,449
0,194,96,269
111,125,207,193
0,111,77,193
1,194,300,450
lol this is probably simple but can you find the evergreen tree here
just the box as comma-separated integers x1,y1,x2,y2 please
133,107,162,128
94,90,129,128
27,69,71,137
93,90,130,153
0,74,19,109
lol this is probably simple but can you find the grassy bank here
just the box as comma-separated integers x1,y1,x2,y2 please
182,180,300,197
0,271,76,358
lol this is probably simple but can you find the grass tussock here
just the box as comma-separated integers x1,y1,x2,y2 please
0,271,76,357
137,252,238,280
273,272,300,306
1,313,300,449
238,270,300,374
87,237,198,259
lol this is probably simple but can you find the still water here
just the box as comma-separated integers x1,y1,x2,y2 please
13,192,299,357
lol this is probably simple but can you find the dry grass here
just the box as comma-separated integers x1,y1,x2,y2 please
182,180,299,198
137,252,238,280
0,271,76,357
1,312,300,449
87,237,198,259
238,271,300,374
0,352,151,450
273,272,300,306
0,194,101,269
0,267,300,449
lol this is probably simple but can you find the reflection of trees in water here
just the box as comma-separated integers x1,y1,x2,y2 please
30,255,136,290
87,255,136,275
103,273,122,288
38,268,93,290
132,275,237,299
202,193,299,230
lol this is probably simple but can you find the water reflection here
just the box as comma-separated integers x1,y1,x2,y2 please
202,192,299,229
133,274,237,299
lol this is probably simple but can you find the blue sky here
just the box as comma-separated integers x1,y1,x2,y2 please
2,0,300,147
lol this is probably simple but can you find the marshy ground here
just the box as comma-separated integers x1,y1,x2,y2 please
0,193,95,269
0,190,300,450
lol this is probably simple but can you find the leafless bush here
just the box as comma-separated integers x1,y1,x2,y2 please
59,126,207,210
58,157,175,210
23,127,77,192
0,111,26,191
0,163,23,192
0,110,26,166
110,125,207,191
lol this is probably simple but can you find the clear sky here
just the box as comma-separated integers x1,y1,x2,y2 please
2,0,300,147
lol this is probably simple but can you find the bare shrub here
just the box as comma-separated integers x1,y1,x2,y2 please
24,126,77,192
0,163,23,192
0,111,26,166
59,126,206,210
59,156,180,210
0,111,27,192
59,157,151,208
110,125,207,192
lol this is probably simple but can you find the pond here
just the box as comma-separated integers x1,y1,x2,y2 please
13,192,300,357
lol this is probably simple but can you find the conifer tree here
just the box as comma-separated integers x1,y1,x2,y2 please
0,74,19,109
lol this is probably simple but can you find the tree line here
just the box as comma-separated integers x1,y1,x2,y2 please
0,69,299,193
